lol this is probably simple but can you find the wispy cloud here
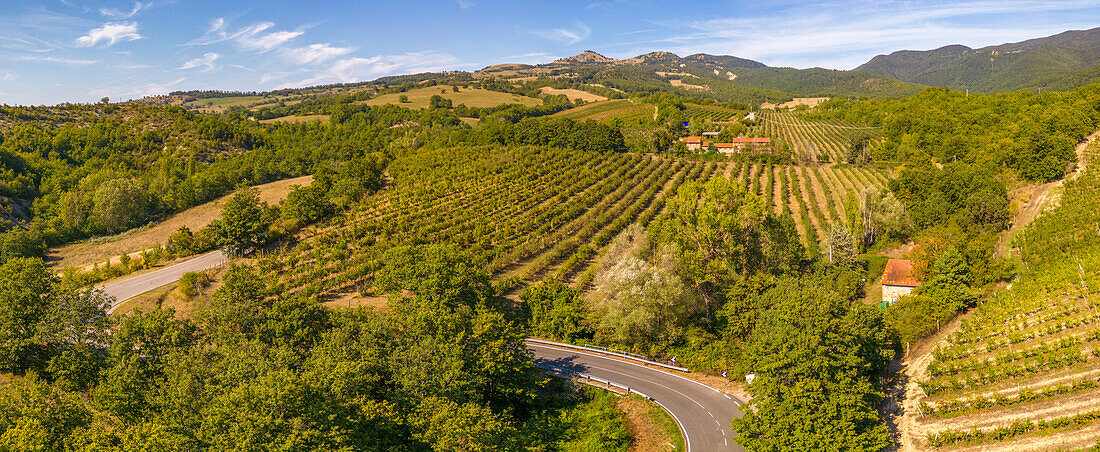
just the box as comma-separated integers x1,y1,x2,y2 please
178,52,219,71
17,55,99,66
282,43,354,65
75,22,142,47
533,21,591,45
99,1,152,19
456,0,475,9
185,18,303,53
282,51,461,88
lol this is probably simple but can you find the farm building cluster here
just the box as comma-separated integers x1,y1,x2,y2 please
677,135,772,154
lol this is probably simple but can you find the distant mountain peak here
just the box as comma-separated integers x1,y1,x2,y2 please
555,50,615,64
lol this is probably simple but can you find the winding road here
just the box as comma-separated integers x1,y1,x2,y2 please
99,250,228,313
529,342,744,452
99,252,746,450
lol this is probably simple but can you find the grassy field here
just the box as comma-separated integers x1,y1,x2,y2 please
184,95,265,110
48,175,312,271
363,86,541,109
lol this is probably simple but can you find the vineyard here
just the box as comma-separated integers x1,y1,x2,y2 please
755,110,882,163
256,145,892,302
683,103,741,122
909,141,1100,451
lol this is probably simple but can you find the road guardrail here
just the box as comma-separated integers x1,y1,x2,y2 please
526,338,690,372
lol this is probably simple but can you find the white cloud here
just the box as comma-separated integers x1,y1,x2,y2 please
236,23,303,52
282,43,354,65
186,19,303,53
75,22,142,47
456,0,475,9
179,52,219,71
0,72,14,81
99,2,151,19
229,64,255,72
533,21,591,45
281,51,460,88
17,55,99,66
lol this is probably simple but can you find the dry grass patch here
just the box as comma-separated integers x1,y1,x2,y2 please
49,175,312,270
363,87,541,109
539,87,607,102
616,395,685,452
668,79,708,91
761,97,830,109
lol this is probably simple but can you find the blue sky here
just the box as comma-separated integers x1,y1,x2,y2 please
2,0,1099,105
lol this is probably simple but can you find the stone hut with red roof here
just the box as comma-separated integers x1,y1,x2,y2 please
881,259,920,305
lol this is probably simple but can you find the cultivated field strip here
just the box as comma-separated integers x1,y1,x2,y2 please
755,110,875,163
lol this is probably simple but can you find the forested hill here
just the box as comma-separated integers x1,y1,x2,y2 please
856,27,1100,92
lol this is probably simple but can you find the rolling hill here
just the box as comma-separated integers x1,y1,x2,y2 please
856,27,1100,92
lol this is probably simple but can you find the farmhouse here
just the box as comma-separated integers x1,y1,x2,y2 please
881,259,920,305
678,135,772,153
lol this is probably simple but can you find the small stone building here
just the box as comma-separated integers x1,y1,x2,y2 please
881,259,920,305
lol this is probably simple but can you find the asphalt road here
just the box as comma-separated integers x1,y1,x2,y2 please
100,250,228,313
528,343,745,452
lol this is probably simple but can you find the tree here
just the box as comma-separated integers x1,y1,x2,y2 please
520,282,589,341
821,223,857,264
39,288,112,390
0,258,54,371
210,188,269,255
847,132,873,164
281,184,332,226
859,186,910,247
398,94,409,103
591,245,697,347
93,178,152,233
733,279,891,451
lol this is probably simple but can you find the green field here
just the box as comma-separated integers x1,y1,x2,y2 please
184,95,265,110
363,86,541,109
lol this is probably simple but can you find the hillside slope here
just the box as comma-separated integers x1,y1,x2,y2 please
897,136,1100,451
857,27,1100,92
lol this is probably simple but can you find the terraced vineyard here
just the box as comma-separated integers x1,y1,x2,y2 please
257,144,893,300
910,142,1100,451
756,110,882,163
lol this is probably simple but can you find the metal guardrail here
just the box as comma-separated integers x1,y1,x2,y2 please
526,338,691,372
536,363,652,400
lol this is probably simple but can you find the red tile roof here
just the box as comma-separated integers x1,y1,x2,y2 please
679,136,702,143
882,259,920,287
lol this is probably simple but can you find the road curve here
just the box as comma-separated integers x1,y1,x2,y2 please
528,343,745,452
99,250,228,313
